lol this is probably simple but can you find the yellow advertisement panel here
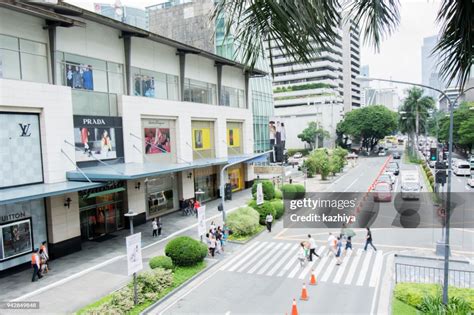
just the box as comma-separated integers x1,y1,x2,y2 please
192,128,211,150
229,168,243,192
227,128,240,147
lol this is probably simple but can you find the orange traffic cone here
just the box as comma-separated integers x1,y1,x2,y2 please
291,299,298,315
300,283,309,301
309,269,317,285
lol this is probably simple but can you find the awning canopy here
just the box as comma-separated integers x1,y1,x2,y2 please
0,181,104,205
66,158,230,182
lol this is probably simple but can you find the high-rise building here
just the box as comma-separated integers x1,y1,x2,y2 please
94,2,147,30
269,20,360,149
146,0,274,153
364,88,400,111
360,65,370,107
421,36,445,98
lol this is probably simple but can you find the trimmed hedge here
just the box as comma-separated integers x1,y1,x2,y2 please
281,184,297,199
270,199,285,219
149,255,174,270
251,180,275,201
393,283,474,311
274,188,283,200
165,236,208,267
226,206,260,237
294,184,306,199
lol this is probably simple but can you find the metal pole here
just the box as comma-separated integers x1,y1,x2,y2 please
443,98,454,306
129,217,138,306
220,170,226,222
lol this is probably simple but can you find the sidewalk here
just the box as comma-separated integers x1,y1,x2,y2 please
0,189,252,313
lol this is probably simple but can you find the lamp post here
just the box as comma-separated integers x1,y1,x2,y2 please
124,210,138,306
357,76,474,306
195,188,205,241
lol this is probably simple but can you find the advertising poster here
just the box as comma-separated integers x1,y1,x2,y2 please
144,128,171,154
73,116,124,163
193,128,211,151
126,233,143,276
256,183,264,206
65,62,94,90
227,128,240,147
1,219,33,260
197,206,206,237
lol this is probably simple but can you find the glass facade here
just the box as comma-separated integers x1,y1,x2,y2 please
132,67,179,101
0,34,48,83
191,120,215,160
194,166,218,202
227,121,243,156
222,86,245,108
56,52,124,116
183,78,217,105
146,174,178,218
251,76,274,152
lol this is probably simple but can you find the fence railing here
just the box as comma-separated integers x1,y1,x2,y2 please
395,263,474,288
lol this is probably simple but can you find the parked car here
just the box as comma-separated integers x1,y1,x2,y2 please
373,182,392,202
467,174,474,188
392,152,401,159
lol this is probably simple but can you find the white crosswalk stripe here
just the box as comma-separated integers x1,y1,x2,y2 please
220,241,384,288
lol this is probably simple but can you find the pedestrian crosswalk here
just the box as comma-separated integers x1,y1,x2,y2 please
220,241,385,287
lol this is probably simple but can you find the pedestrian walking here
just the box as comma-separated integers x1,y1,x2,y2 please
209,235,217,257
307,234,320,261
297,242,307,267
157,217,162,236
193,199,200,217
152,218,158,237
40,241,50,269
210,221,216,234
344,236,353,254
265,213,273,232
39,248,49,274
364,227,377,251
327,232,337,256
31,248,42,282
335,237,343,265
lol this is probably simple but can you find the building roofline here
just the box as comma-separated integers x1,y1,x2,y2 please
14,0,266,76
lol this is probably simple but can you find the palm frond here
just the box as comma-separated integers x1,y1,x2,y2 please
433,0,474,89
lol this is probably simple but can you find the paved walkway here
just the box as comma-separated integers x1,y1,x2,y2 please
0,189,253,313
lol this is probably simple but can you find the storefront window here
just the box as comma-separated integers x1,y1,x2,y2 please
222,86,246,108
191,121,215,160
146,175,178,218
183,78,217,105
228,164,244,192
1,219,32,260
194,166,218,202
227,122,243,156
0,34,48,83
132,67,179,101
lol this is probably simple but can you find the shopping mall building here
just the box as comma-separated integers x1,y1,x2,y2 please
0,1,265,272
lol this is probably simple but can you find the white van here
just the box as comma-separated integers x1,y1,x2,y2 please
453,160,471,176
401,170,421,200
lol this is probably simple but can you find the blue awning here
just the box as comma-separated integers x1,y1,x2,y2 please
66,158,229,182
0,181,105,205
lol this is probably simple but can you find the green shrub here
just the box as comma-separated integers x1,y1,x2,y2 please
251,201,276,225
270,199,285,219
149,255,174,270
274,188,283,199
419,295,471,315
165,236,208,267
226,206,260,236
281,184,297,199
294,184,306,199
251,180,275,200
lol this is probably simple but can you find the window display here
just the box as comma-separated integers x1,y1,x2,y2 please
0,219,32,260
144,128,171,154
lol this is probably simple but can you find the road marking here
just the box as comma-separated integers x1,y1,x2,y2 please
257,243,291,275
333,249,353,284
344,249,363,285
277,252,298,277
313,254,331,280
320,258,337,282
287,259,304,278
344,177,359,192
219,241,260,271
369,251,384,287
356,251,374,286
298,246,325,279
227,242,267,272
236,243,273,272
267,246,298,276
247,243,283,274
13,206,243,302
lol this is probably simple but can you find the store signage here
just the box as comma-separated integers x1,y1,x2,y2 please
0,211,26,223
81,181,125,199
82,118,106,125
126,233,143,276
19,123,32,137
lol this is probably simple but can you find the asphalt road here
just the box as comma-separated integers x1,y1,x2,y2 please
147,148,473,315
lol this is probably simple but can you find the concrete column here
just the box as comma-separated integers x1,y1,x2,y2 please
216,63,223,105
180,170,195,199
178,51,186,101
123,34,132,96
245,72,250,109
47,24,57,85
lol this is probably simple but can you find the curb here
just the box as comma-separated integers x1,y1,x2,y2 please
394,253,470,264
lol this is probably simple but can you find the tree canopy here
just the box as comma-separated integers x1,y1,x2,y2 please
297,121,330,149
438,102,474,154
398,87,435,135
337,105,398,150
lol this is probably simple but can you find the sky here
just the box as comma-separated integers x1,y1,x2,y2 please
67,0,442,94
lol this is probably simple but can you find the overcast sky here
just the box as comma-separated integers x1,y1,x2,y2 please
67,0,442,93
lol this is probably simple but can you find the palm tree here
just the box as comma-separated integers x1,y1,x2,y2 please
213,0,473,89
399,87,435,153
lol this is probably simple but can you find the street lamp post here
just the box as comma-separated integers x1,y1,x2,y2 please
124,210,138,306
357,76,474,306
195,188,205,241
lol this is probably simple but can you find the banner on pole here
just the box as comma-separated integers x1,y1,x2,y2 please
197,205,206,237
256,183,264,205
126,233,143,276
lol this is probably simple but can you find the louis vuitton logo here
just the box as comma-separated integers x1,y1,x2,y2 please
19,123,32,137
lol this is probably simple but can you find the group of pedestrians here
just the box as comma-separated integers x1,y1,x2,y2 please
297,227,377,267
206,222,228,257
31,241,50,282
151,217,163,237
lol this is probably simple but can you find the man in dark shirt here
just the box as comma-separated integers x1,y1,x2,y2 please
364,227,377,251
